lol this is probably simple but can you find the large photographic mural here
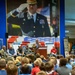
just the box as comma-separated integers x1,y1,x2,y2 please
6,0,60,54
7,0,59,37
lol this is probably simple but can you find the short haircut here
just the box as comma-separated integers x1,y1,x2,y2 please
72,65,75,70
71,70,75,75
36,71,47,75
20,64,31,74
59,58,67,66
40,62,45,71
34,60,40,66
6,64,18,75
21,57,29,64
45,62,54,71
0,59,6,69
49,57,57,65
66,56,70,63
7,60,14,66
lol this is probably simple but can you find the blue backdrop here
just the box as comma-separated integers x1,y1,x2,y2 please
0,0,6,45
60,0,65,56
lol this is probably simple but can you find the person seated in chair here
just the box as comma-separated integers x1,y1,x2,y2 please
0,45,8,58
7,46,15,56
17,46,24,56
24,45,32,55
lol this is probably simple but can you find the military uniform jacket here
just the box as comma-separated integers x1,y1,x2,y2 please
7,11,51,37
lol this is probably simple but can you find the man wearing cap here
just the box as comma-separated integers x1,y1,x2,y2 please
7,0,51,37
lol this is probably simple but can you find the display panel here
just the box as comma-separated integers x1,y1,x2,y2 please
6,0,60,54
7,0,59,37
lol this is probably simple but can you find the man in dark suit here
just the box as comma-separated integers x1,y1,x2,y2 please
7,0,51,37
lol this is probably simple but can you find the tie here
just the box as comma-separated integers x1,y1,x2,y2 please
31,15,34,22
31,15,33,18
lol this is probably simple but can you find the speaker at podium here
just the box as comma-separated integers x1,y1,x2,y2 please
37,46,47,58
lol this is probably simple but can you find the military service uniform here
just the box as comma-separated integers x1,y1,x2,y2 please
7,11,51,37
0,49,8,58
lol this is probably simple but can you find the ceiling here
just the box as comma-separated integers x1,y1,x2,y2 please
65,0,75,26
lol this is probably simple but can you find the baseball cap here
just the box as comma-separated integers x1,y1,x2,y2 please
27,0,37,4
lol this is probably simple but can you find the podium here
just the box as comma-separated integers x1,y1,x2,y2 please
37,46,47,58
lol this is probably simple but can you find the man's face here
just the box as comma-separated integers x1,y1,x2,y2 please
3,46,6,50
28,4,37,14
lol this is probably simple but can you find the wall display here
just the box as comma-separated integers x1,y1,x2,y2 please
64,38,69,57
6,0,60,37
6,0,60,54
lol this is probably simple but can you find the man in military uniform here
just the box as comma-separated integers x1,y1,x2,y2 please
0,45,8,58
7,0,51,37
24,45,32,55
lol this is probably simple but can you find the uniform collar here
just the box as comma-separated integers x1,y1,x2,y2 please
28,11,37,22
28,11,36,17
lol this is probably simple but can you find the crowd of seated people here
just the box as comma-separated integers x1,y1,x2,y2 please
0,45,35,57
4,39,42,57
0,45,75,75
